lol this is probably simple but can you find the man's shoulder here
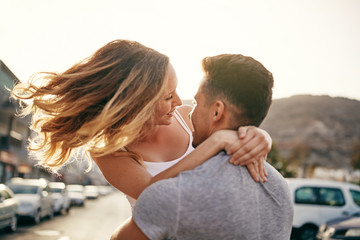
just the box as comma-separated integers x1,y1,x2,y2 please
134,178,180,221
133,176,180,239
263,161,288,182
194,151,229,169
140,177,179,200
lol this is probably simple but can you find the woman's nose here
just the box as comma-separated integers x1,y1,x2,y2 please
173,93,182,107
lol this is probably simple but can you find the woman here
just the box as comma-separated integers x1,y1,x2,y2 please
11,40,271,206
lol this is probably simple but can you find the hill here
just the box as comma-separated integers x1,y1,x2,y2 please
260,95,360,169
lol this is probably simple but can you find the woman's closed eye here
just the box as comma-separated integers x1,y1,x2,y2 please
165,95,173,100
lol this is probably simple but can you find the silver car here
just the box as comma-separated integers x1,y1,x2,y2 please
67,184,86,206
84,185,100,199
49,182,71,214
0,184,18,232
7,178,54,224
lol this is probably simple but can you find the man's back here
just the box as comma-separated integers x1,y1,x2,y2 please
133,152,293,240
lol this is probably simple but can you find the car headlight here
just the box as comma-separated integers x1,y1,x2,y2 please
319,223,327,233
323,227,335,238
345,228,360,237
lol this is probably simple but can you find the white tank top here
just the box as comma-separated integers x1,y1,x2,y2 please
127,109,195,209
143,110,194,176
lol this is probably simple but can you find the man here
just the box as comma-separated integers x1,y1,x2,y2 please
112,54,293,240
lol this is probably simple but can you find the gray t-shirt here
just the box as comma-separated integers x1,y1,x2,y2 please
133,152,294,240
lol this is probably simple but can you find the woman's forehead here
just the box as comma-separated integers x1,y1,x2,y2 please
164,63,178,91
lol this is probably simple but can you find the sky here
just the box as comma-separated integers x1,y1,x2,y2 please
1,0,360,101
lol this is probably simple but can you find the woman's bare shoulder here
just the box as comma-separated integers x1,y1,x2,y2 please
91,153,151,199
91,153,141,170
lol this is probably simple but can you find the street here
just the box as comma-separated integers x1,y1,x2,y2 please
0,191,132,240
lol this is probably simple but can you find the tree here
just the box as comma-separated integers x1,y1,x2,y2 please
267,143,296,178
287,143,310,165
350,140,360,170
286,143,311,178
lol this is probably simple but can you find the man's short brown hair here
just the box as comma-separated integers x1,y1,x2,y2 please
201,54,273,127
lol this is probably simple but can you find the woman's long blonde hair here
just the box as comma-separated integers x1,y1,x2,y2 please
11,40,169,172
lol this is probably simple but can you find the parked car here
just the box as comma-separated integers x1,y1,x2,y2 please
66,184,86,206
0,184,18,232
318,211,360,237
49,182,71,214
7,178,55,224
286,178,360,240
317,216,360,239
84,185,99,199
98,185,113,196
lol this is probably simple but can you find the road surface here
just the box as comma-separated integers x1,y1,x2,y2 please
0,191,132,240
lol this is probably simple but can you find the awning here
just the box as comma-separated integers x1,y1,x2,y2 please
0,150,19,165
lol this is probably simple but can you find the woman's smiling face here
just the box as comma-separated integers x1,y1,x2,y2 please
154,63,182,125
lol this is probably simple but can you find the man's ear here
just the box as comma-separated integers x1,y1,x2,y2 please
212,100,225,123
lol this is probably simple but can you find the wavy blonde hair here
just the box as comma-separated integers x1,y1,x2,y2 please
11,40,169,172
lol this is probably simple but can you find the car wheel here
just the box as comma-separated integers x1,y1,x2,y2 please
5,215,17,232
33,209,41,224
299,225,318,240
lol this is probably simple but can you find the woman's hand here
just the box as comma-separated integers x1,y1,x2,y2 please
244,157,267,183
224,126,272,182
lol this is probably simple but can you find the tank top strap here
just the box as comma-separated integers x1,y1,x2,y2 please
174,109,192,135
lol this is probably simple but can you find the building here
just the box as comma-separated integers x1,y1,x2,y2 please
0,60,34,182
0,60,108,185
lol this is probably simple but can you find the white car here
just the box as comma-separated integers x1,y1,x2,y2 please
98,185,113,196
286,178,360,240
7,178,55,224
67,184,86,206
49,182,71,214
84,185,99,199
0,184,18,232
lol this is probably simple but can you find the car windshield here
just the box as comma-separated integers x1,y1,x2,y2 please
50,188,62,193
67,186,83,193
8,184,38,194
68,189,82,193
350,189,360,206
